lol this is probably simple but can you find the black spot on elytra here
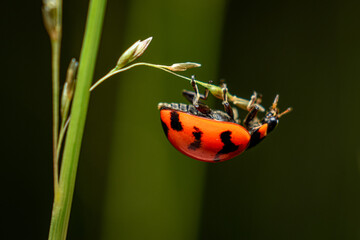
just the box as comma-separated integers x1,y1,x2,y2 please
161,119,169,138
248,130,264,149
215,131,239,159
170,111,183,131
188,126,203,150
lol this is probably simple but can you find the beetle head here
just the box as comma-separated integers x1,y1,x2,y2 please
262,95,292,133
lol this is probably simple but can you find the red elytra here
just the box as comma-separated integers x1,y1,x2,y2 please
160,109,251,162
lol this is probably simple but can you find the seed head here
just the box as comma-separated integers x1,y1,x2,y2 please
168,62,201,71
116,37,153,69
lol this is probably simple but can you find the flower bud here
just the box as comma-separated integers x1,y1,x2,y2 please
168,62,201,71
61,58,78,117
116,37,153,69
42,0,60,40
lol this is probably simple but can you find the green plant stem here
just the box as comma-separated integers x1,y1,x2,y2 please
57,115,70,162
51,39,60,193
90,62,207,91
48,0,107,239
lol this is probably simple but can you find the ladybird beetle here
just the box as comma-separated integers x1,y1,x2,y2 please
159,76,291,162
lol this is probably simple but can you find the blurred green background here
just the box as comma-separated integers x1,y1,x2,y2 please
3,0,360,239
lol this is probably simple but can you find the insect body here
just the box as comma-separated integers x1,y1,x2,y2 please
160,104,251,162
159,77,291,162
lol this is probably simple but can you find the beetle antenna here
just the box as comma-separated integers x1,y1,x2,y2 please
272,94,279,110
278,107,293,118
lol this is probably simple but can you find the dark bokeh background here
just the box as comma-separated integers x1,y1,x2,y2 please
2,0,360,239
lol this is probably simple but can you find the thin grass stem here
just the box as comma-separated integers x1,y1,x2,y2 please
51,39,60,193
90,62,205,91
56,116,70,162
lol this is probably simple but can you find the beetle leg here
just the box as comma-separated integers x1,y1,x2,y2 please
182,90,209,103
247,92,256,110
232,107,240,124
256,93,263,105
221,84,234,119
247,91,257,110
191,75,201,108
243,105,261,131
183,76,212,114
247,91,263,112
182,78,210,103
